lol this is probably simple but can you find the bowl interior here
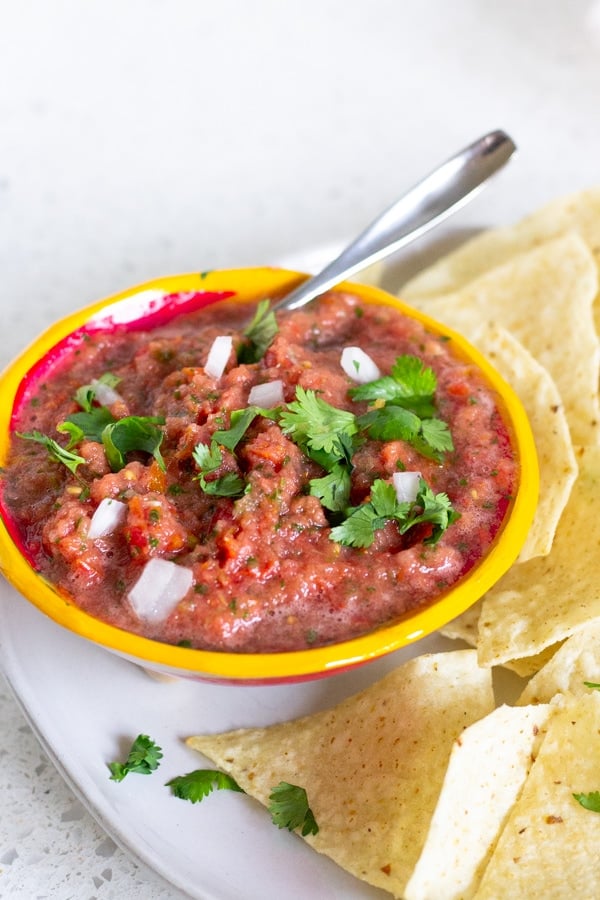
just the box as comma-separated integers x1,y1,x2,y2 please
0,268,539,683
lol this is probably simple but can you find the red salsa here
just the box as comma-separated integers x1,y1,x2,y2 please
1,291,517,652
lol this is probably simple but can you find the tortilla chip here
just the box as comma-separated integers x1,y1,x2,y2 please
187,650,494,898
518,620,600,705
441,601,560,678
404,703,552,900
499,645,561,679
470,323,577,560
400,187,600,302
403,234,600,445
441,599,481,645
474,692,600,899
477,446,600,668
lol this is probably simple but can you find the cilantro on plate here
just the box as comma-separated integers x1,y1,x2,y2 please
108,734,163,782
268,781,319,836
166,769,244,802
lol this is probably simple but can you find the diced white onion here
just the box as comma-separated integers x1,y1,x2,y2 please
88,497,127,539
248,379,284,408
205,335,233,378
392,471,421,504
90,378,122,406
340,346,381,383
127,558,193,625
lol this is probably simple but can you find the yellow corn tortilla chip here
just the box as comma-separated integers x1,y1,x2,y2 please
470,323,577,560
477,445,600,669
404,703,552,900
402,234,600,445
498,645,562,679
440,599,560,678
400,187,600,303
187,650,494,898
518,620,600,705
441,599,481,646
474,692,600,899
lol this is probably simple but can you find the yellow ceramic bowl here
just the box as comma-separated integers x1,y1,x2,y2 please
0,268,538,684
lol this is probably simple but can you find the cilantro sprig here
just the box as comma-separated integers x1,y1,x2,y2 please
192,441,246,497
20,376,167,475
108,734,163,782
166,768,244,802
17,430,85,476
351,354,453,461
330,477,459,549
268,781,319,836
237,299,278,364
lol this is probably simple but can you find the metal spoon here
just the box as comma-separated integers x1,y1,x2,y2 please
274,129,516,313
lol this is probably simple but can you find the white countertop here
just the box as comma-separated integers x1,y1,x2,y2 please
2,1,600,896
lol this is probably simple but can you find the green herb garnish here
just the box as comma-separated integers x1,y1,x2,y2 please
166,769,244,802
268,781,319,836
17,430,85,476
192,441,246,497
102,416,166,472
237,299,278,363
351,355,453,461
108,734,163,782
330,477,459,548
573,791,600,813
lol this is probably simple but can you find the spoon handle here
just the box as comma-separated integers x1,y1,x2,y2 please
274,129,516,312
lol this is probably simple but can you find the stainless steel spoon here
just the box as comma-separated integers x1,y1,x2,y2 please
274,129,516,312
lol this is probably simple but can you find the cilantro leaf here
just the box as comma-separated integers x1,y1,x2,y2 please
309,464,351,512
370,479,401,518
61,406,117,443
357,405,422,443
420,418,454,455
329,477,459,548
573,791,600,813
192,441,246,497
102,416,166,472
391,354,438,395
349,354,453,460
212,405,279,451
329,503,381,548
268,782,319,836
237,299,279,363
108,734,163,782
17,430,85,476
397,480,460,545
349,355,437,407
279,387,358,461
166,768,244,803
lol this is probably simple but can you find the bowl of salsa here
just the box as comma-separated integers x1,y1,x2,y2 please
0,268,538,683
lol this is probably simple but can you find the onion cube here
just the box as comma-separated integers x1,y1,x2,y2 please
340,346,381,383
393,471,421,504
127,558,193,624
88,497,127,539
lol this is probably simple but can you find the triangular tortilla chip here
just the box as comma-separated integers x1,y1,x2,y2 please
400,187,600,303
187,650,494,897
518,620,600,705
474,692,600,899
477,446,600,668
469,323,577,560
404,703,552,900
401,234,600,445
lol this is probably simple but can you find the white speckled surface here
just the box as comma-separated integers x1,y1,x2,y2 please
3,1,600,897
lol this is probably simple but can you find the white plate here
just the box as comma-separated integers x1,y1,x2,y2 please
0,580,459,899
0,245,481,899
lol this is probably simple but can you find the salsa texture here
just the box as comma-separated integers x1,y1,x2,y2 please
1,291,517,652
